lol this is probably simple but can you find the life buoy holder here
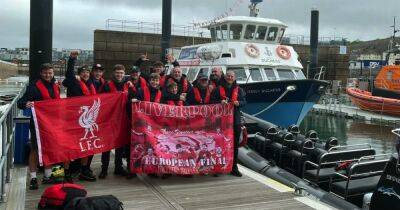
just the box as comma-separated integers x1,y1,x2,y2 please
239,126,248,147
276,45,291,60
245,44,260,58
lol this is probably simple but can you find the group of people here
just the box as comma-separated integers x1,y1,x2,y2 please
18,52,246,190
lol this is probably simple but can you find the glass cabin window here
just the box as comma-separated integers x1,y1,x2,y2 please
295,69,306,79
277,69,296,80
221,25,228,40
249,68,263,81
267,27,278,41
178,47,199,60
229,24,243,40
216,26,222,41
187,68,200,82
210,27,217,42
244,25,256,40
227,67,247,82
264,68,277,81
255,26,268,40
181,68,189,75
277,28,286,42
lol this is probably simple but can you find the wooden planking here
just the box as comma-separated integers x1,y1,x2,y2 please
24,154,314,210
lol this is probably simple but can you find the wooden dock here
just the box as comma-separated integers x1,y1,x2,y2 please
313,104,400,126
3,154,333,210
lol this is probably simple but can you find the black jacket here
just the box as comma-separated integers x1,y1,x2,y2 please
103,79,126,93
134,86,161,102
90,77,105,93
17,78,59,139
62,57,95,97
162,75,192,102
187,86,211,105
210,83,246,125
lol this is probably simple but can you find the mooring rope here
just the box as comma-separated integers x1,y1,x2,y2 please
251,85,296,117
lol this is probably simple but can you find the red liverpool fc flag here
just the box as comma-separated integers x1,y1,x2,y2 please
32,93,129,166
130,102,234,175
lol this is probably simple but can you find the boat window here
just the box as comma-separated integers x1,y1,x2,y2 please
181,68,189,75
210,27,217,42
267,27,278,41
229,24,243,40
277,69,296,80
216,26,222,41
249,68,263,81
187,67,200,82
244,25,256,40
227,67,247,82
221,24,228,40
264,68,277,81
277,28,285,42
179,47,199,60
255,26,268,40
294,69,306,79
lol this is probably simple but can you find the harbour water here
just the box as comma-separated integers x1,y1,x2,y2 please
300,112,397,155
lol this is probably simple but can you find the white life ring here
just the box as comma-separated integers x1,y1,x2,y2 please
245,44,260,58
276,45,291,60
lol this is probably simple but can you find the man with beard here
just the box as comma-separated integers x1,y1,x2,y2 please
163,66,192,104
187,73,212,105
18,63,62,190
127,66,148,97
209,66,224,90
99,64,130,179
211,70,246,177
62,51,97,182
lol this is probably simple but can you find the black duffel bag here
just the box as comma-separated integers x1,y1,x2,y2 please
370,155,400,210
64,195,123,210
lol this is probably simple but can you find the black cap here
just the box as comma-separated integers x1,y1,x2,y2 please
92,64,104,71
197,73,208,80
131,66,140,74
77,66,90,74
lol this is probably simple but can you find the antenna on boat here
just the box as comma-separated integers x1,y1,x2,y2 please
249,0,263,17
390,16,399,50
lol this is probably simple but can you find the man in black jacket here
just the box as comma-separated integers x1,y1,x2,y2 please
187,73,212,105
90,64,106,93
62,52,97,182
17,63,62,190
211,70,246,177
209,66,225,90
99,64,129,179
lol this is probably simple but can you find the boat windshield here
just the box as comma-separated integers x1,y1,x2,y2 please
244,25,256,40
187,67,200,82
277,69,296,80
264,68,277,81
230,24,243,40
249,68,263,81
255,26,268,40
227,67,247,82
267,27,278,41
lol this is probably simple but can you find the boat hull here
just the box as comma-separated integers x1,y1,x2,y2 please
347,87,400,116
240,79,328,128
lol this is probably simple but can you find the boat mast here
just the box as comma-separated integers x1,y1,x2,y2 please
249,0,263,17
390,16,399,50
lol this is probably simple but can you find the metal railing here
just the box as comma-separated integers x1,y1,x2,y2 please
105,19,211,38
0,81,26,202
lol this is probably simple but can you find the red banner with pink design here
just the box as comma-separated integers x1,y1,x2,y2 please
130,102,234,175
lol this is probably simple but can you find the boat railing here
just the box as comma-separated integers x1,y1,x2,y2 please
314,66,326,80
0,83,26,202
328,143,372,152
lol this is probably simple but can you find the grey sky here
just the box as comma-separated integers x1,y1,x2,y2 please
1,0,399,49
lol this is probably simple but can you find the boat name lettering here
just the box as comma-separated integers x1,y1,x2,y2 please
247,88,281,94
386,174,400,184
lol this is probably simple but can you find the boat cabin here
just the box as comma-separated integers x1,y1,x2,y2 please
170,16,306,84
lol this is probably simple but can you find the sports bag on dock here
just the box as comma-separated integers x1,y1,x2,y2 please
38,183,87,210
64,195,123,210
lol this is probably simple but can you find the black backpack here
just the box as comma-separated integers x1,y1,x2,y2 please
64,195,123,210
